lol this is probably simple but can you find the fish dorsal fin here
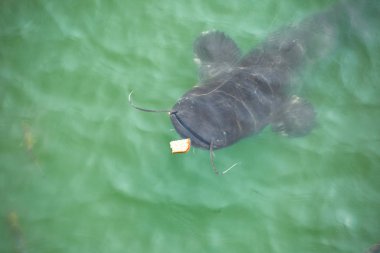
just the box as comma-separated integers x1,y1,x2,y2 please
193,30,241,81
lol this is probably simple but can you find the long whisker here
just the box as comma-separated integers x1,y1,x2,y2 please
128,91,175,114
209,141,220,175
222,162,240,174
209,141,240,175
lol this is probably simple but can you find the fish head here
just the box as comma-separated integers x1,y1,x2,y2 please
170,94,231,150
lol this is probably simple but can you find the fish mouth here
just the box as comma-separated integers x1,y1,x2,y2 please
170,112,210,149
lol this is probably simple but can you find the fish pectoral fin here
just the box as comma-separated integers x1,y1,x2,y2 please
193,30,241,80
271,96,316,137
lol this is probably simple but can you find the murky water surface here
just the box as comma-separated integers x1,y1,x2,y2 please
1,1,379,252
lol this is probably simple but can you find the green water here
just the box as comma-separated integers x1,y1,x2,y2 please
1,0,380,252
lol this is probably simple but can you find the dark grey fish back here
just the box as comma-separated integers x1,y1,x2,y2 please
239,14,338,90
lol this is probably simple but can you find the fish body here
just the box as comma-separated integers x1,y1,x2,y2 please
170,31,315,149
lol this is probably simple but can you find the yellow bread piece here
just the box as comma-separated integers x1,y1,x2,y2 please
170,138,191,154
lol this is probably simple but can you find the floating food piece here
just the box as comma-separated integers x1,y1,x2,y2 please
22,122,35,152
22,122,41,169
170,138,191,154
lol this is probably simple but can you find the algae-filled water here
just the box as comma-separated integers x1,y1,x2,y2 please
1,1,380,252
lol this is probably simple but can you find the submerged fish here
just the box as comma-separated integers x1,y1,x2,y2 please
130,0,377,173
170,30,316,150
